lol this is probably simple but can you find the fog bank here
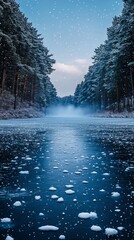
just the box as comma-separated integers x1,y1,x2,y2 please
46,105,87,117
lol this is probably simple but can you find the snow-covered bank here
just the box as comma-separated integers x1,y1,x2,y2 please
0,107,44,119
93,110,134,118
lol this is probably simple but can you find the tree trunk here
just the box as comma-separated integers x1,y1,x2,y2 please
130,67,133,110
14,73,19,110
1,66,7,93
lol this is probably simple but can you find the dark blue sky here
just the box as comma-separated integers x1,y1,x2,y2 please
16,0,123,96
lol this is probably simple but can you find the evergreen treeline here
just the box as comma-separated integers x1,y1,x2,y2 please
0,0,57,110
57,95,74,106
74,0,134,112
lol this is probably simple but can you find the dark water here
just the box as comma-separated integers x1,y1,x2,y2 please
0,117,134,240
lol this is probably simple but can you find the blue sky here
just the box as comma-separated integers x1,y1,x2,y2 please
16,0,123,96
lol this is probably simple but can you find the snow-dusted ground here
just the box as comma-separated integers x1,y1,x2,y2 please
0,117,134,240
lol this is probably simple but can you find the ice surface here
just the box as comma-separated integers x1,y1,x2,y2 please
38,225,59,231
91,225,102,231
105,228,118,236
0,117,133,239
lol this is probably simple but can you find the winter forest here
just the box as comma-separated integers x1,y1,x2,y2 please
0,0,57,115
74,0,134,113
0,0,133,116
0,1,134,240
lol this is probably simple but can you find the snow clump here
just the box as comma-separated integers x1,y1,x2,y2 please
57,197,64,202
91,225,102,231
49,187,57,191
13,201,22,206
59,235,65,239
1,218,11,223
35,196,41,200
19,171,29,174
105,228,118,236
65,189,75,194
111,192,120,197
5,236,14,240
51,195,59,199
38,225,59,231
78,212,97,220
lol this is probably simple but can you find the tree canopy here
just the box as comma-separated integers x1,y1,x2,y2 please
0,0,57,110
74,0,134,112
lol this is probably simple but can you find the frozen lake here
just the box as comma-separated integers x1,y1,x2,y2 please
0,117,134,240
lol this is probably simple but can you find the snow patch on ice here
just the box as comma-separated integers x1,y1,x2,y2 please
13,201,22,206
63,170,69,173
111,192,120,197
35,195,41,200
57,197,64,202
115,209,121,212
99,189,105,192
19,171,29,174
105,228,118,236
91,225,102,231
117,227,124,231
39,213,44,216
103,173,110,176
5,236,14,240
59,235,65,239
65,189,75,194
49,187,57,191
1,218,11,223
78,212,97,220
20,188,26,192
91,171,97,174
82,181,88,184
65,185,74,188
51,195,59,199
38,225,59,231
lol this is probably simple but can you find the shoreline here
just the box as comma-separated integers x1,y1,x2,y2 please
0,107,44,120
0,109,133,120
93,111,134,118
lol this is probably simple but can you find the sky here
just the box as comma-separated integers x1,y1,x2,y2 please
16,0,123,97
